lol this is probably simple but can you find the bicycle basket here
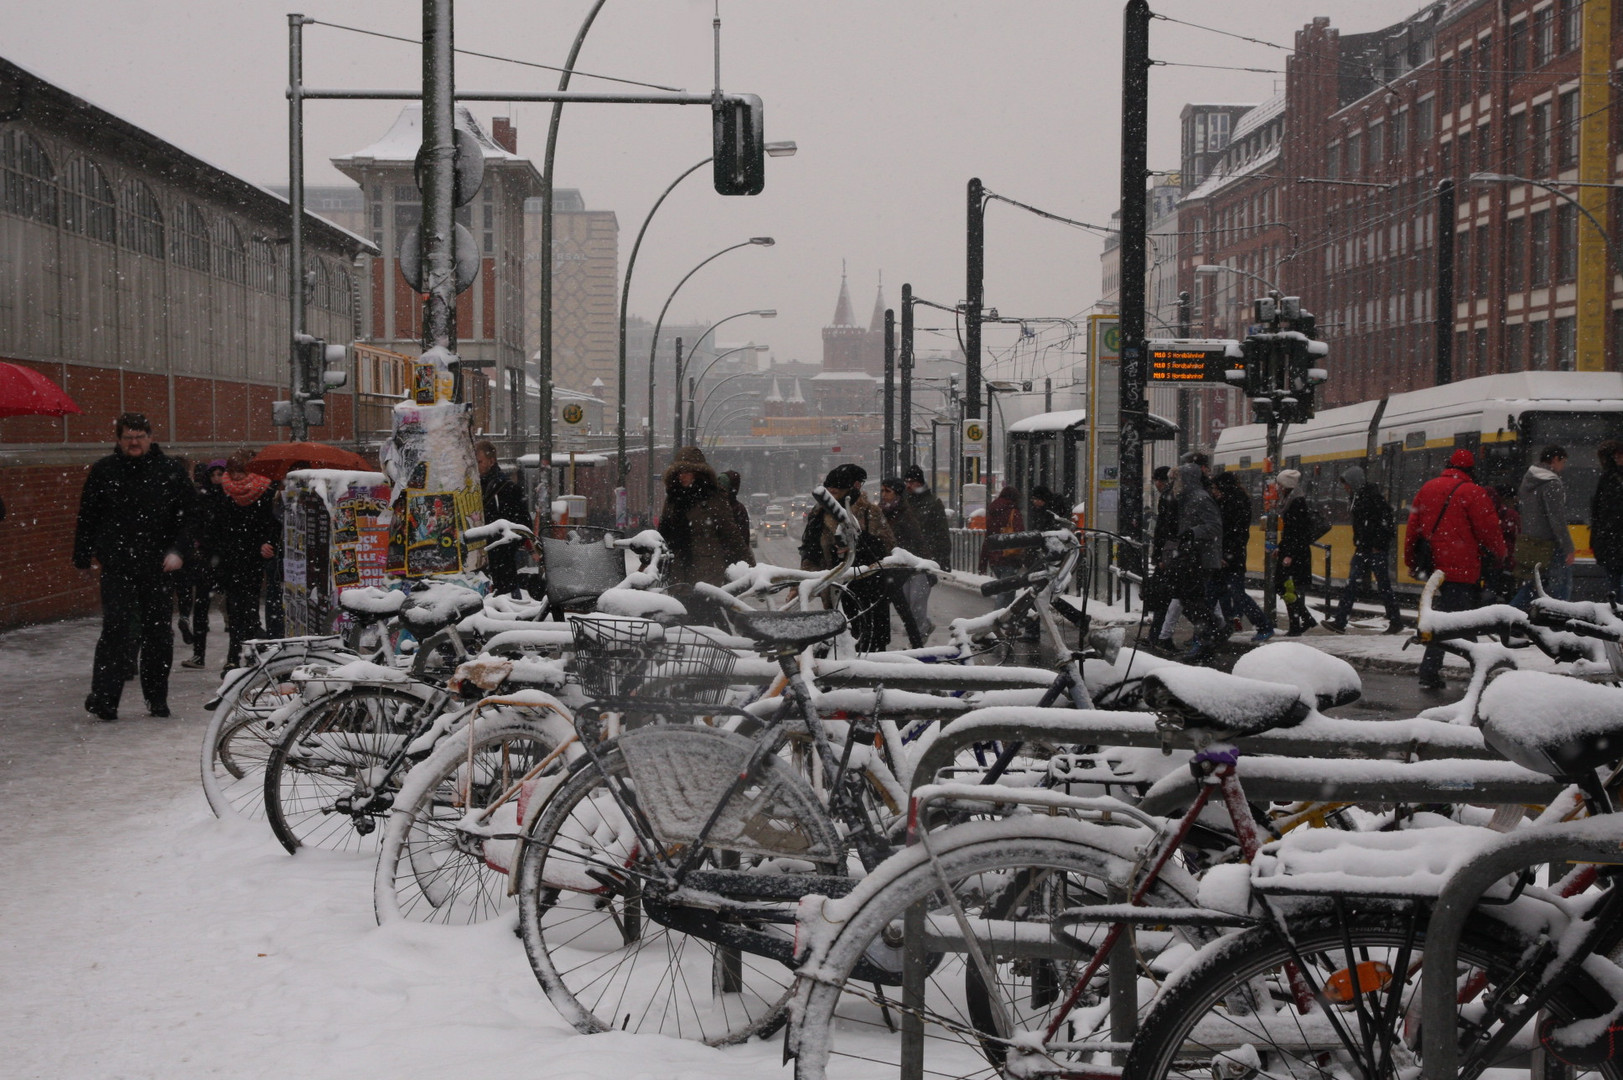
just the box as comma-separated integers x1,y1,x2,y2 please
540,535,627,609
616,727,839,859
569,617,738,704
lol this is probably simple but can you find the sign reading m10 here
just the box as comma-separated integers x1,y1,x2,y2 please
1146,339,1244,384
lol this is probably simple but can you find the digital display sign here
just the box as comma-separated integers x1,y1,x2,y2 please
1147,340,1244,384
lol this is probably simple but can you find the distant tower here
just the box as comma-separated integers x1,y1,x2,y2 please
822,263,866,372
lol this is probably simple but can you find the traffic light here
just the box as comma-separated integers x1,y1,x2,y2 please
1239,299,1327,425
713,94,765,196
294,334,349,399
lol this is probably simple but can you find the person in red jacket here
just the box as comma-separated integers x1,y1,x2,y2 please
1404,448,1508,690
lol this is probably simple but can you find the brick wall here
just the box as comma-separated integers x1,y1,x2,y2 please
0,462,99,627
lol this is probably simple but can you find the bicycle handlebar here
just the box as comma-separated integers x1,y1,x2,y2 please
984,531,1051,551
980,569,1051,597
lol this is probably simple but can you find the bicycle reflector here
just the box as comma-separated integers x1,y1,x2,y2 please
1322,960,1393,1004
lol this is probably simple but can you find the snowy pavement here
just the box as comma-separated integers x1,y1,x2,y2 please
0,618,783,1080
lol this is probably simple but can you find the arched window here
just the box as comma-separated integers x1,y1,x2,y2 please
249,237,277,292
170,201,209,272
211,216,246,284
62,156,115,242
119,181,164,258
1,129,59,225
331,262,353,317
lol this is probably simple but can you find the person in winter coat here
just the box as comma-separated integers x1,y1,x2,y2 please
900,465,951,639
978,486,1026,577
1591,440,1623,600
73,413,196,720
1513,445,1576,604
720,470,756,559
1274,470,1319,636
213,449,281,673
474,440,531,595
1145,466,1179,650
799,463,896,651
1170,462,1224,663
1482,484,1521,602
879,477,928,648
176,458,226,669
1325,464,1403,634
1210,471,1272,642
1404,448,1508,690
658,446,751,588
1027,486,1068,532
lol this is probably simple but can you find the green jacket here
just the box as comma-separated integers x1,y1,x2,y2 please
904,487,952,566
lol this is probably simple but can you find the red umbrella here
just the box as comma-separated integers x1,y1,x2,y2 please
247,441,374,482
0,362,82,419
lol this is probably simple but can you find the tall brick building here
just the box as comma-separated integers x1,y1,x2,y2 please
524,189,619,418
0,56,373,629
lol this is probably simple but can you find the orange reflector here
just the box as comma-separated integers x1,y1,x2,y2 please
1323,961,1393,1003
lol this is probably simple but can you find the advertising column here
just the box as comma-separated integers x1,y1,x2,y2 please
1086,315,1121,535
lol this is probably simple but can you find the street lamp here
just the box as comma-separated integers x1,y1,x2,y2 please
1468,171,1623,290
678,310,776,445
1195,262,1283,296
616,142,795,520
643,242,775,516
696,374,763,432
697,391,761,443
687,343,771,401
702,404,761,448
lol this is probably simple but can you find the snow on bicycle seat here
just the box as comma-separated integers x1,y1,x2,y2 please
339,586,406,618
1480,670,1623,777
1232,641,1362,711
1141,666,1310,737
732,608,847,651
399,581,486,633
1252,824,1516,900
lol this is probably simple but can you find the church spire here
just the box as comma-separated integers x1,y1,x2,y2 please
831,260,855,327
868,271,887,333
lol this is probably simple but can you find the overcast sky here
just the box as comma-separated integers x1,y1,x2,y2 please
10,0,1423,387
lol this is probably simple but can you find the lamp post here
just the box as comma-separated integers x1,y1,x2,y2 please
697,391,761,442
642,242,774,517
693,366,766,435
702,404,760,448
678,310,776,445
687,343,770,402
617,143,795,522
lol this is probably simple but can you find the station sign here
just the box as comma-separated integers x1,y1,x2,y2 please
1146,339,1244,384
962,418,986,459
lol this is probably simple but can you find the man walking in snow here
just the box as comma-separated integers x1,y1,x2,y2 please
1512,445,1575,605
73,413,195,720
1324,464,1403,634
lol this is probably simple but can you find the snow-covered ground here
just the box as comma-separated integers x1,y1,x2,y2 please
0,618,783,1080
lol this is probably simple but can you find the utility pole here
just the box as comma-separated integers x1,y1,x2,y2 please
1434,178,1454,385
966,178,985,489
421,0,458,373
1176,288,1192,453
287,14,311,442
1116,0,1153,577
883,308,896,478
899,284,913,472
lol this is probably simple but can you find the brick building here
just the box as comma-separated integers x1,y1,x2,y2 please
0,56,373,629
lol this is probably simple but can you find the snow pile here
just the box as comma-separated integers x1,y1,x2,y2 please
1479,670,1623,775
1252,825,1516,899
594,587,688,619
1143,666,1308,734
339,586,406,615
400,580,486,631
1231,641,1361,711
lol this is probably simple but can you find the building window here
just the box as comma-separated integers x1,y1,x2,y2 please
1509,110,1528,175
1211,112,1231,150
1506,216,1526,290
1326,142,1341,179
1534,5,1555,66
170,202,209,272
1458,47,1473,101
211,217,246,284
249,238,277,292
1,129,59,226
1392,110,1408,156
1347,132,1363,176
118,180,164,258
1531,101,1551,174
1476,122,1491,172
1473,327,1489,373
1455,130,1471,177
1369,121,1385,167
1531,209,1551,286
1509,18,1528,75
61,155,115,243
1506,322,1526,368
1457,227,1471,299
1560,0,1581,54
1417,96,1435,143
1439,57,1453,113
1559,89,1580,169
1474,224,1490,297
1555,315,1577,369
1530,318,1549,368
1556,204,1578,281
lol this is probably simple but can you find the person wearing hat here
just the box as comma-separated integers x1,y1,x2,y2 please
1027,485,1067,532
1404,448,1507,690
901,464,951,636
1512,444,1575,605
1324,464,1403,635
800,464,895,650
1273,469,1319,636
658,446,750,590
719,469,757,557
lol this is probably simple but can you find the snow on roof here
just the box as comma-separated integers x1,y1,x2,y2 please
1183,144,1280,202
1229,91,1285,143
1007,408,1088,433
810,371,877,381
335,104,528,165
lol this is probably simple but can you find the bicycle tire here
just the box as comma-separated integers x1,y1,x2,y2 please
374,706,577,925
515,744,841,1046
1125,909,1623,1080
262,684,441,855
791,816,1202,1079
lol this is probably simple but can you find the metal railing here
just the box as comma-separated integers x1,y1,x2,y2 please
948,527,982,574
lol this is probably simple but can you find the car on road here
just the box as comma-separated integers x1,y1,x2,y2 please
759,503,791,538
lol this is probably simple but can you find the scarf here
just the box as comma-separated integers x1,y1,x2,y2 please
222,471,272,507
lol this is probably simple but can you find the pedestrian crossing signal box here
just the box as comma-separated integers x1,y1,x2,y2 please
1145,339,1244,384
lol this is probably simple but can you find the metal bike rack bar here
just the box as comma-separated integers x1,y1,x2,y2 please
1420,815,1623,1080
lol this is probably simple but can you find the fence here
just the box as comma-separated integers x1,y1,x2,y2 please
948,528,1141,612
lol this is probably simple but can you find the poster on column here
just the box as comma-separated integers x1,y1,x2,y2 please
380,400,485,578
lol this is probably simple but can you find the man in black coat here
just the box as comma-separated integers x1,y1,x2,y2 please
73,413,195,720
1325,464,1403,634
475,441,530,595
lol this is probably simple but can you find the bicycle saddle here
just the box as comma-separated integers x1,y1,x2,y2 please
338,586,406,625
399,581,487,635
731,609,847,652
1141,667,1311,737
1480,670,1623,777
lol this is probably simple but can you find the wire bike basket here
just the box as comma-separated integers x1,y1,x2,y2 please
568,615,738,704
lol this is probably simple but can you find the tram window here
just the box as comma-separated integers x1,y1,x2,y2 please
1522,411,1623,524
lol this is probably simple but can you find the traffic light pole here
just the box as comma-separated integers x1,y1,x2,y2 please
965,178,984,491
900,284,914,472
883,308,896,478
287,14,311,442
421,0,459,378
1116,0,1153,580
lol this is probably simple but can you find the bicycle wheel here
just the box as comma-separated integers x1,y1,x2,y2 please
792,817,1202,1080
1125,909,1623,1080
375,707,576,925
201,654,347,820
262,685,440,855
515,744,834,1046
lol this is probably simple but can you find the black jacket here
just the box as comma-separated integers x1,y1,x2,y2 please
1592,464,1623,571
73,445,194,574
479,463,530,529
1349,482,1395,552
1279,493,1316,566
1213,481,1253,569
211,488,280,590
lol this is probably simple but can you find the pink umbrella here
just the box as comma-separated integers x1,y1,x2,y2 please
0,362,82,419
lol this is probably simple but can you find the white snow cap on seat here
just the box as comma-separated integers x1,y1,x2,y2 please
1232,641,1361,711
1479,669,1623,775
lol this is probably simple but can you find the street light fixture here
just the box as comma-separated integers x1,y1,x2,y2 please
687,343,771,397
695,372,763,432
696,391,762,442
1194,263,1284,296
678,310,776,445
1467,171,1623,285
643,243,775,515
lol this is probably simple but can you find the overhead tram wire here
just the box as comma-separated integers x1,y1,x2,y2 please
306,18,682,92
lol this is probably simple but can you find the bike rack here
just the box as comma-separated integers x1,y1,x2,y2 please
1419,814,1623,1080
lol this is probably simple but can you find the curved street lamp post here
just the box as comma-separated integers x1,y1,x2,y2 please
677,310,776,446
